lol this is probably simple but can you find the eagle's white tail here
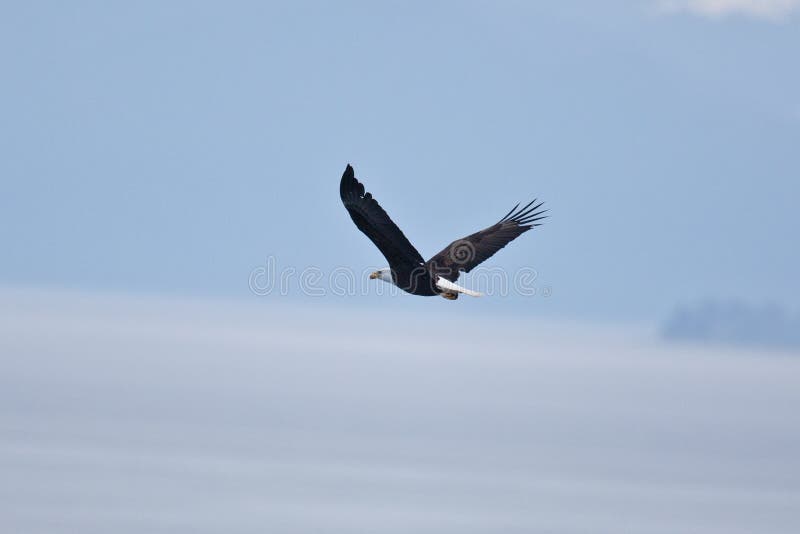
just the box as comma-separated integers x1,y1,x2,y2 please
435,277,483,298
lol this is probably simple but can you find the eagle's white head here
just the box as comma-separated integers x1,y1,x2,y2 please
369,268,393,284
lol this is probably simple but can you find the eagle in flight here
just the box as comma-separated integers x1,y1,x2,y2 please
340,164,546,300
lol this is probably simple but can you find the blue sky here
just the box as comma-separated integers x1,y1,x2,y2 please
1,1,798,320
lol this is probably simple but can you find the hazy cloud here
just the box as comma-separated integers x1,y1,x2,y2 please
658,0,800,20
2,288,800,533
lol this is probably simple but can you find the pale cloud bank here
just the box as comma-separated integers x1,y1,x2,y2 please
659,0,800,20
1,288,799,533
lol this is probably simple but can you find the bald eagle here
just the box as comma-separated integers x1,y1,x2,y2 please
340,164,546,300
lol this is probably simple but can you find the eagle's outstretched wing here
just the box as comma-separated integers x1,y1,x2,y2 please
340,165,424,270
426,200,546,282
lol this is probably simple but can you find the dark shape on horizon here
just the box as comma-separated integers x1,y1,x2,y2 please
662,300,800,351
339,164,546,300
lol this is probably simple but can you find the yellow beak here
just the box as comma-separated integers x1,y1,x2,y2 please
369,272,379,279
